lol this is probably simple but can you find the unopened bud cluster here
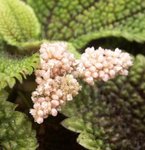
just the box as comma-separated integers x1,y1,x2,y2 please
30,42,132,124
77,47,132,85
30,42,81,124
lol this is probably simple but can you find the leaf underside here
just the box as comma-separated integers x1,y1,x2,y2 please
62,55,145,150
26,0,145,49
0,90,38,150
0,50,39,90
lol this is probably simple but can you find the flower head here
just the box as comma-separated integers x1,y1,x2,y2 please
30,42,81,124
36,42,77,79
77,47,133,85
30,42,132,124
30,74,81,124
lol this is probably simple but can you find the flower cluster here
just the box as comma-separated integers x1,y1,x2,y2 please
30,42,132,124
30,42,81,124
77,47,132,85
37,42,77,78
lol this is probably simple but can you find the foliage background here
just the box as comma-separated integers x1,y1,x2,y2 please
0,0,145,149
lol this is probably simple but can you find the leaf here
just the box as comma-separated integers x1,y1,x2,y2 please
0,90,38,150
61,117,85,133
62,55,145,150
26,0,145,49
0,50,39,90
0,0,40,46
77,131,107,150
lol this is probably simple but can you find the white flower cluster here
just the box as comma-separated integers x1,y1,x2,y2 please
30,42,81,124
30,42,133,124
77,47,132,85
36,42,77,80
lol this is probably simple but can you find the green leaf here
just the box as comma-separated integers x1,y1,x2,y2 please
62,55,145,150
0,0,40,46
0,50,39,90
77,131,108,150
26,0,145,49
0,90,38,150
61,117,85,133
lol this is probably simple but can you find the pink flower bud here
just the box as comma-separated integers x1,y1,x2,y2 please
51,100,60,107
36,117,44,124
37,110,44,117
51,108,58,116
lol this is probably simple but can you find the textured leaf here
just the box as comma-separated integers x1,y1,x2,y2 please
0,50,39,90
0,0,40,46
77,131,106,150
0,90,38,150
26,0,145,49
62,55,145,150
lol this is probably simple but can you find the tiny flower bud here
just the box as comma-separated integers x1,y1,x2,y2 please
51,108,58,116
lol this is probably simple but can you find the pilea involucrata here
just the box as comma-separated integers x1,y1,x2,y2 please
0,0,145,149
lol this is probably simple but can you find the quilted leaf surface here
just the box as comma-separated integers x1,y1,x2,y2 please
0,0,40,46
0,90,38,150
27,0,145,49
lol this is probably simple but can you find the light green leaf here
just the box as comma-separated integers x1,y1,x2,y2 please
62,55,145,150
61,117,85,133
26,0,145,49
77,131,110,150
0,90,38,150
0,0,40,46
0,50,39,90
